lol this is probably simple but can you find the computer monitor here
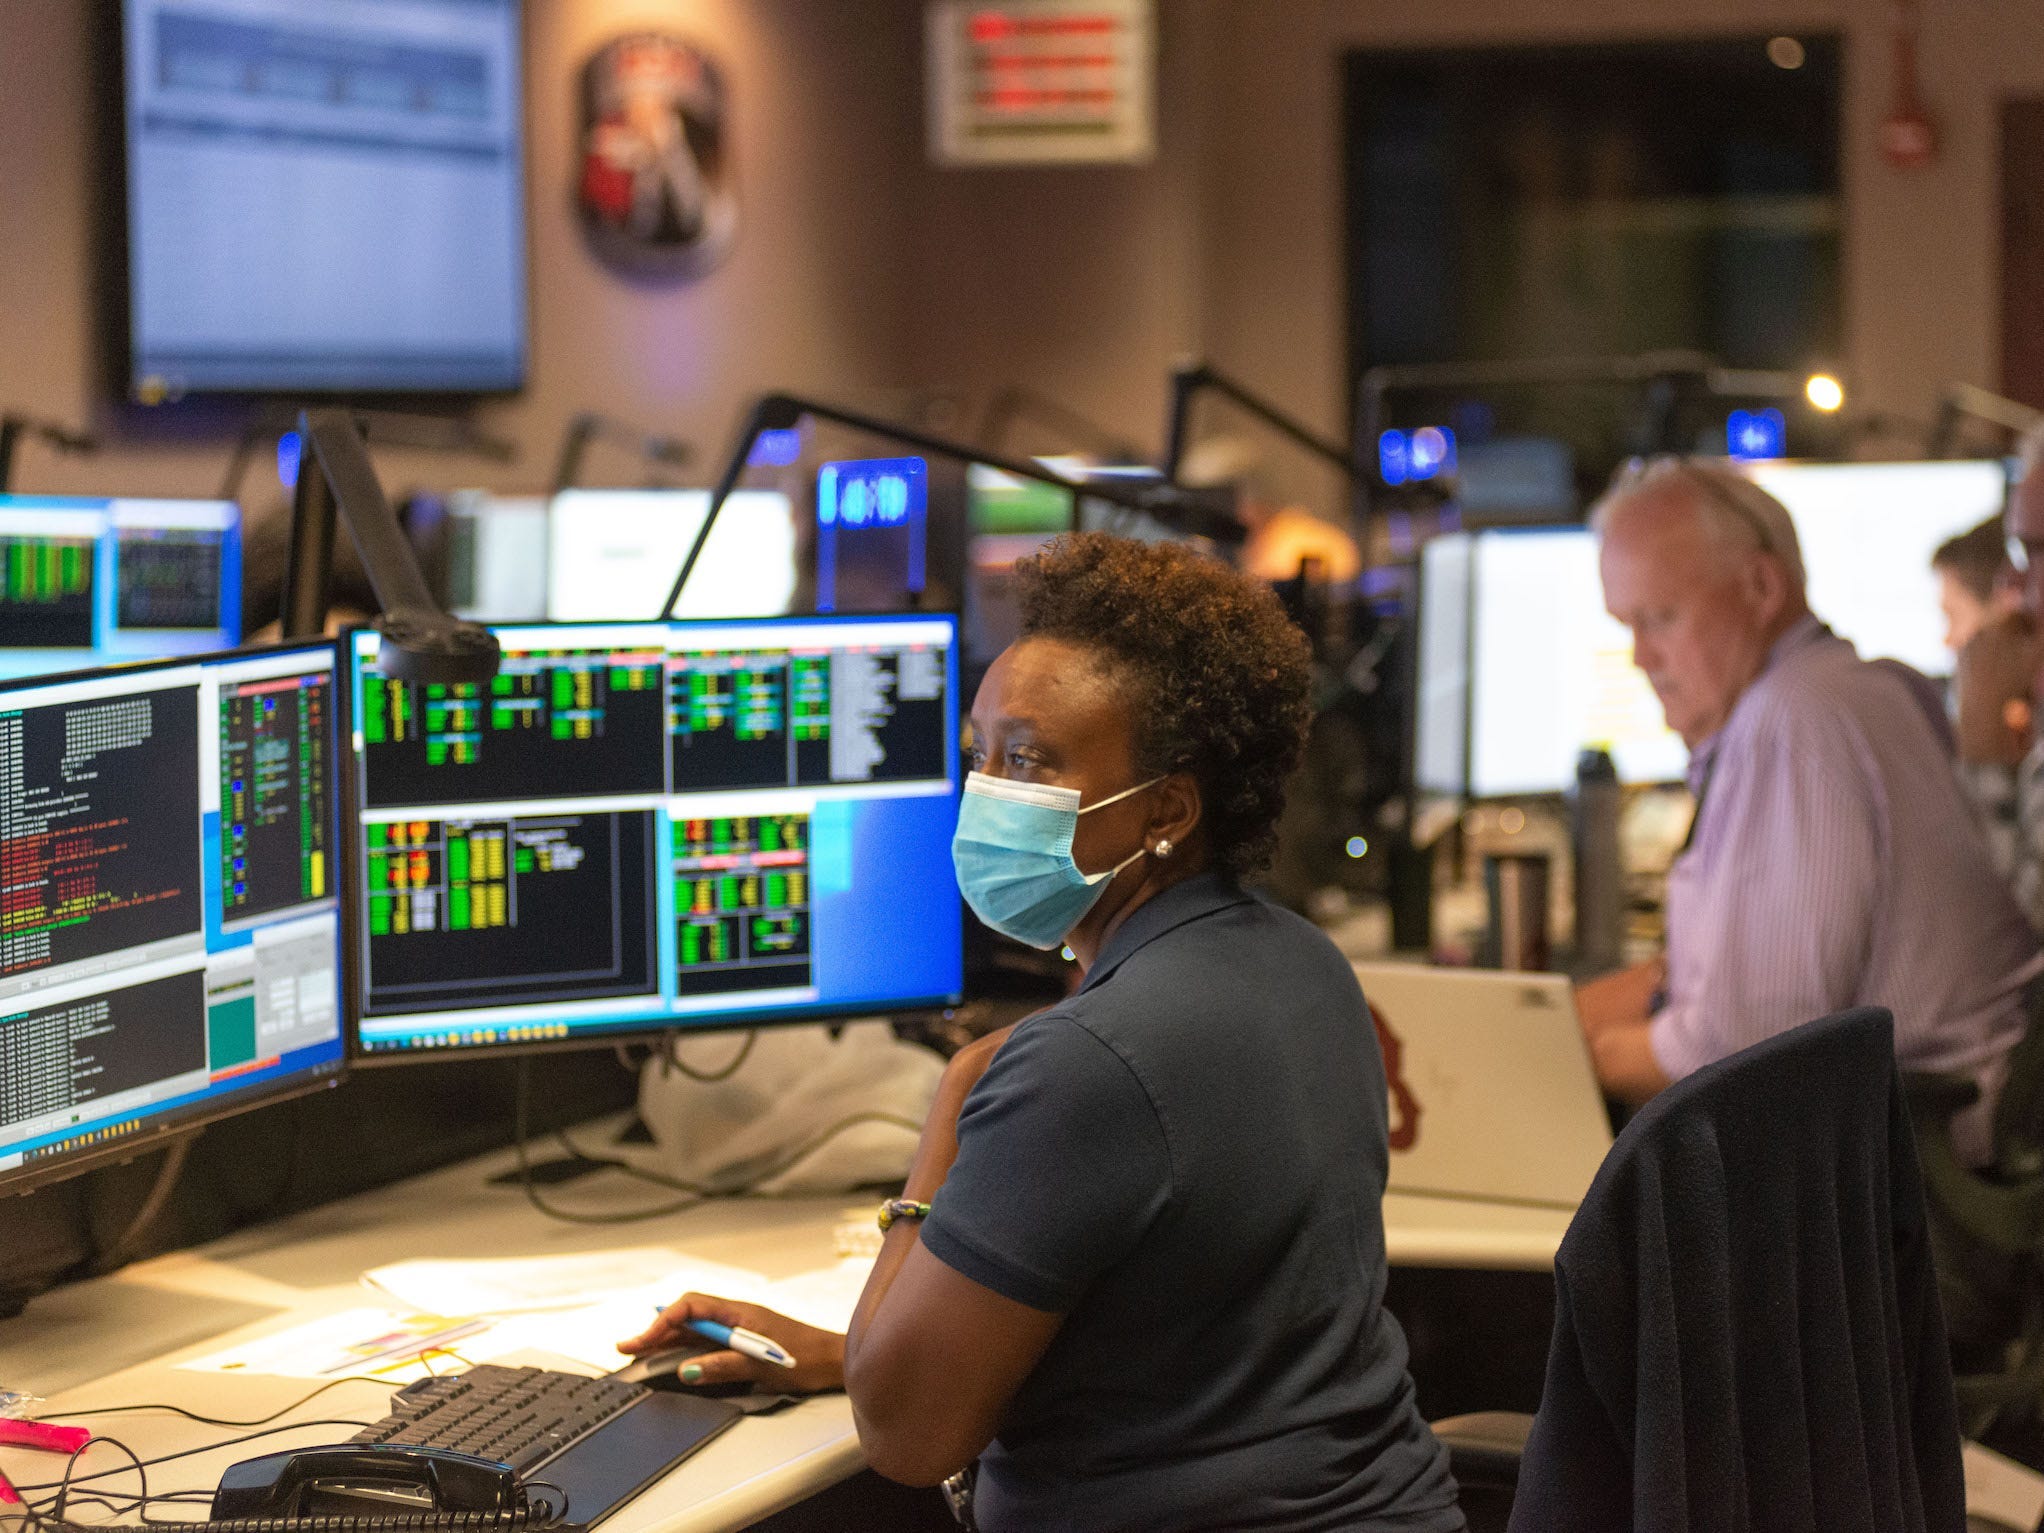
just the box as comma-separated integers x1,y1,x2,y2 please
1737,459,2010,676
119,0,526,395
443,491,550,622
0,496,241,681
817,458,929,614
0,641,345,1193
1412,532,1471,795
546,490,798,622
345,615,964,1058
1415,528,1686,797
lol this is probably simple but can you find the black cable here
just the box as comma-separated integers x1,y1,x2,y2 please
11,1422,380,1496
53,1433,146,1524
511,1063,704,1227
46,1377,394,1429
88,1131,200,1277
660,1030,757,1083
511,1054,924,1224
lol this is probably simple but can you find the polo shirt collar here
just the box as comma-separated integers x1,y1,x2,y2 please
1077,871,1252,994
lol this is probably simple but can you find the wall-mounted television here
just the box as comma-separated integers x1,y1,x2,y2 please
119,0,528,396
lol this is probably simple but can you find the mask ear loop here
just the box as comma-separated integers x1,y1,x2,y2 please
1076,774,1166,816
1078,771,1185,883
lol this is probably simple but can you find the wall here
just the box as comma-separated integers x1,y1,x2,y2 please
1192,0,2044,461
4,1,2043,512
890,0,2044,514
0,0,926,508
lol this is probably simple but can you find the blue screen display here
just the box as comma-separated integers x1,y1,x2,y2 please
121,0,527,394
0,643,344,1190
348,616,964,1055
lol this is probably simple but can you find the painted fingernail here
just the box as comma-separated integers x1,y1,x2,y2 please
680,1363,703,1384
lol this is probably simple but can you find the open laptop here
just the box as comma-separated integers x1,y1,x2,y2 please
1354,963,1614,1210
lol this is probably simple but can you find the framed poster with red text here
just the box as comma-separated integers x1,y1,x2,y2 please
926,0,1154,165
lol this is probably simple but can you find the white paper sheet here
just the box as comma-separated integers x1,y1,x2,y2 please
361,1249,766,1316
177,1308,498,1380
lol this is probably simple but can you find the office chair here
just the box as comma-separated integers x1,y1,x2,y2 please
1903,977,2044,1444
1431,1009,1971,1531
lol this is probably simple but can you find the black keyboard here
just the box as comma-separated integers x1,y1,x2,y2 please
348,1364,741,1526
352,1366,646,1475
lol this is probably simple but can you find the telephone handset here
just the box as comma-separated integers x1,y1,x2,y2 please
211,1444,532,1521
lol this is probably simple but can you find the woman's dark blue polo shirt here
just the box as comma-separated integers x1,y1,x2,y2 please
919,873,1462,1532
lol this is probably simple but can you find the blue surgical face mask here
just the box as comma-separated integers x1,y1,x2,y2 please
951,771,1164,949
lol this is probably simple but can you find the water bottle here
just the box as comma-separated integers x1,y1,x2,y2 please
1572,747,1624,974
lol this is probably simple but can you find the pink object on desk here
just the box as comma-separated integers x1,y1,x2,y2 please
0,1467,21,1504
0,1418,90,1454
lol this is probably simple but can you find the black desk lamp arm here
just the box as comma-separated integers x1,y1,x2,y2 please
662,392,1118,618
281,409,500,685
1161,362,1352,479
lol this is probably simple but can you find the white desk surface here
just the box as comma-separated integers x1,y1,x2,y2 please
0,1144,868,1533
0,1136,1565,1530
1383,1191,1570,1271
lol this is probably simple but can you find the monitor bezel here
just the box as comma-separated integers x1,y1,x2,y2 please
109,0,534,402
339,614,967,1066
0,637,348,1198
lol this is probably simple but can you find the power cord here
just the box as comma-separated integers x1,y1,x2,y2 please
87,1130,201,1278
9,1421,383,1498
11,1429,572,1531
509,1058,922,1226
44,1377,395,1429
658,1030,756,1083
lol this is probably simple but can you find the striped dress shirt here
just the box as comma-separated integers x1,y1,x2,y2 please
1652,619,2041,1162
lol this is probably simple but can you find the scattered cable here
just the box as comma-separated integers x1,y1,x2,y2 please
511,1063,705,1226
10,1422,380,1497
659,1030,757,1083
52,1433,146,1523
46,1377,394,1429
509,1058,923,1226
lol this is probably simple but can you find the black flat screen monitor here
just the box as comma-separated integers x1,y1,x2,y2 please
119,0,528,395
0,641,345,1193
346,616,964,1059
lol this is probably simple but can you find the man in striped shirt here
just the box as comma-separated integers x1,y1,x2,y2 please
1576,459,2040,1164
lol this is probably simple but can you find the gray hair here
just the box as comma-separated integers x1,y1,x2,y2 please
1589,456,1808,596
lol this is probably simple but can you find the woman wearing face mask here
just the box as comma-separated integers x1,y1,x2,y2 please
623,534,1462,1532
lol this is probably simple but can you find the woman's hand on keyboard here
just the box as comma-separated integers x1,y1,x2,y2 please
620,1292,847,1394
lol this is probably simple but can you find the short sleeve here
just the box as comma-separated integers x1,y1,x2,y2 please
918,1014,1172,1313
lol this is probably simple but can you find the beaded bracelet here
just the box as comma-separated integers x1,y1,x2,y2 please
878,1198,932,1233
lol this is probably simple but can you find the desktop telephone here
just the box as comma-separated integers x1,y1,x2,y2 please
211,1444,553,1521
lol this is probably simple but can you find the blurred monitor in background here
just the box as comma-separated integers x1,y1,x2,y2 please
546,488,798,621
443,491,550,622
964,465,1076,667
1737,460,2010,677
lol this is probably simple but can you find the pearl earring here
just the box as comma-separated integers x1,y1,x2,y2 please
1154,839,1174,859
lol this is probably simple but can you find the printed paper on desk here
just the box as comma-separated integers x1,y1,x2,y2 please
177,1308,497,1380
362,1249,767,1316
482,1297,686,1375
757,1259,876,1334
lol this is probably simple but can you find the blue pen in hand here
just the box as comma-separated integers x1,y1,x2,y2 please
687,1318,798,1369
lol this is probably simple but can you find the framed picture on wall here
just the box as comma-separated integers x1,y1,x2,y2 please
576,32,738,279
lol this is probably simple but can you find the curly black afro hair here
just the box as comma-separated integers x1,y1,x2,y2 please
1012,532,1313,881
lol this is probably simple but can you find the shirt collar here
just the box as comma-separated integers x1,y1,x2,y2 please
1684,614,1827,793
1077,871,1252,994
